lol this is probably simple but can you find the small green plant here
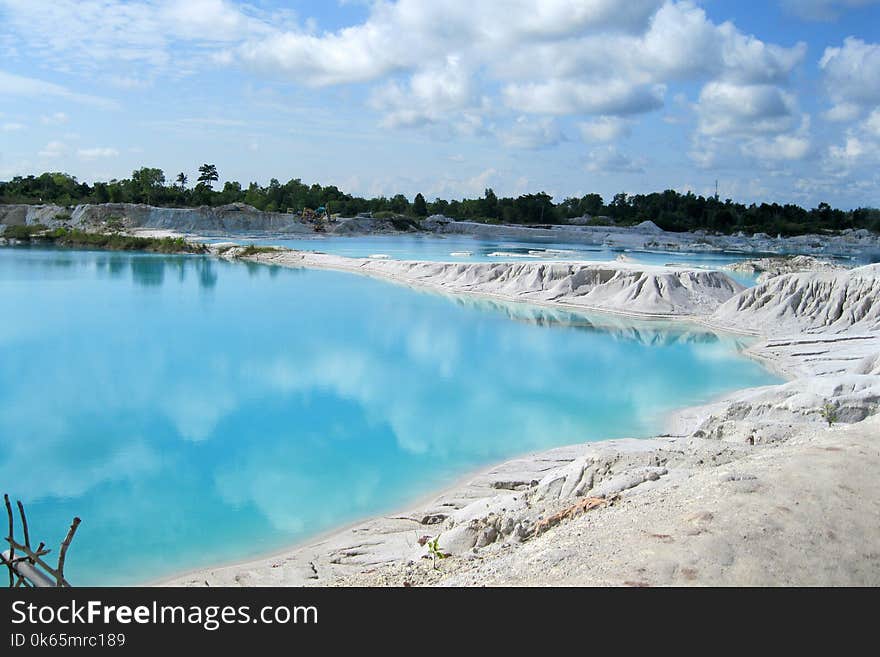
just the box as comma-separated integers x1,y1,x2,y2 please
54,211,72,222
419,534,450,569
820,400,838,427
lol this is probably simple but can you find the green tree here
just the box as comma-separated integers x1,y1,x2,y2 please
197,164,219,189
413,192,427,217
131,167,166,205
176,172,188,189
390,193,410,214
482,188,498,219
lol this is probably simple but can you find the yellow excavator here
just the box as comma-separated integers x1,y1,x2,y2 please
302,205,330,232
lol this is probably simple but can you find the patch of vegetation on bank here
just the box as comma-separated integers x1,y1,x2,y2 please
2,225,206,254
2,224,50,239
237,244,279,257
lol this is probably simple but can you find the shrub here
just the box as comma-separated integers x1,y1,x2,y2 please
2,224,48,240
820,400,838,427
238,244,278,257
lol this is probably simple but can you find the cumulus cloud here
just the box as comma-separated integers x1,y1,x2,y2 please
579,117,631,143
865,108,880,136
696,82,799,137
0,0,813,159
820,38,880,120
230,0,805,137
503,80,665,116
585,146,645,173
498,116,563,149
239,0,665,86
370,55,484,131
825,109,880,171
743,134,812,161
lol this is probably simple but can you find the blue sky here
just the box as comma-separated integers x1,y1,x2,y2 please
1,0,879,208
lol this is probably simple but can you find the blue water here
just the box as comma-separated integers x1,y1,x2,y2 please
0,247,780,585
205,234,764,285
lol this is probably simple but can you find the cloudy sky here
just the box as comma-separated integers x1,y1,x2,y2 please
1,0,879,208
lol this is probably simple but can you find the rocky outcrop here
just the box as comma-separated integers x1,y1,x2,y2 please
724,255,845,283
237,248,746,318
0,202,316,234
683,375,880,444
711,264,880,335
0,203,67,226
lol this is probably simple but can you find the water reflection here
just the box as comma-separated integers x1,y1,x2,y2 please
0,248,779,584
131,256,165,287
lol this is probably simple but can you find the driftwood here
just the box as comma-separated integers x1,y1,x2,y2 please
1,494,80,587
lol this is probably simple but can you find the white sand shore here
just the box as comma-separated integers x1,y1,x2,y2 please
157,248,879,586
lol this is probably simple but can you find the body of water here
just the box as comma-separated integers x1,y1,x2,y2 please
205,234,766,285
0,247,780,584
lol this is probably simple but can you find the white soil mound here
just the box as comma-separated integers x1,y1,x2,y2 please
712,264,880,334
261,253,746,318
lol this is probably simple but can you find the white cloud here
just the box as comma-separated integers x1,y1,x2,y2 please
586,146,645,173
503,80,665,116
0,71,116,108
825,109,880,171
238,0,665,86
826,135,877,173
37,141,68,158
232,0,804,137
579,117,631,143
498,116,563,149
371,55,482,130
696,82,799,137
865,109,880,136
77,147,119,160
1,122,25,132
1,0,811,160
743,134,812,161
0,0,272,72
820,37,880,120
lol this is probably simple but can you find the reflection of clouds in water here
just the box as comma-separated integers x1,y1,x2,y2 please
0,428,160,501
0,249,781,582
213,437,384,533
159,387,237,442
247,322,633,458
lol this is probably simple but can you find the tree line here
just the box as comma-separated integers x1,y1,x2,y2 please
1,168,878,236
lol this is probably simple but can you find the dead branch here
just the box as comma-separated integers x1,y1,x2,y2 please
56,517,81,587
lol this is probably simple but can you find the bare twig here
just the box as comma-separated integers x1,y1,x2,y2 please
16,501,30,550
56,517,81,587
4,494,13,588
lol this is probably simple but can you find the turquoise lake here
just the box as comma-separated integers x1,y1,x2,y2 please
0,247,781,585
